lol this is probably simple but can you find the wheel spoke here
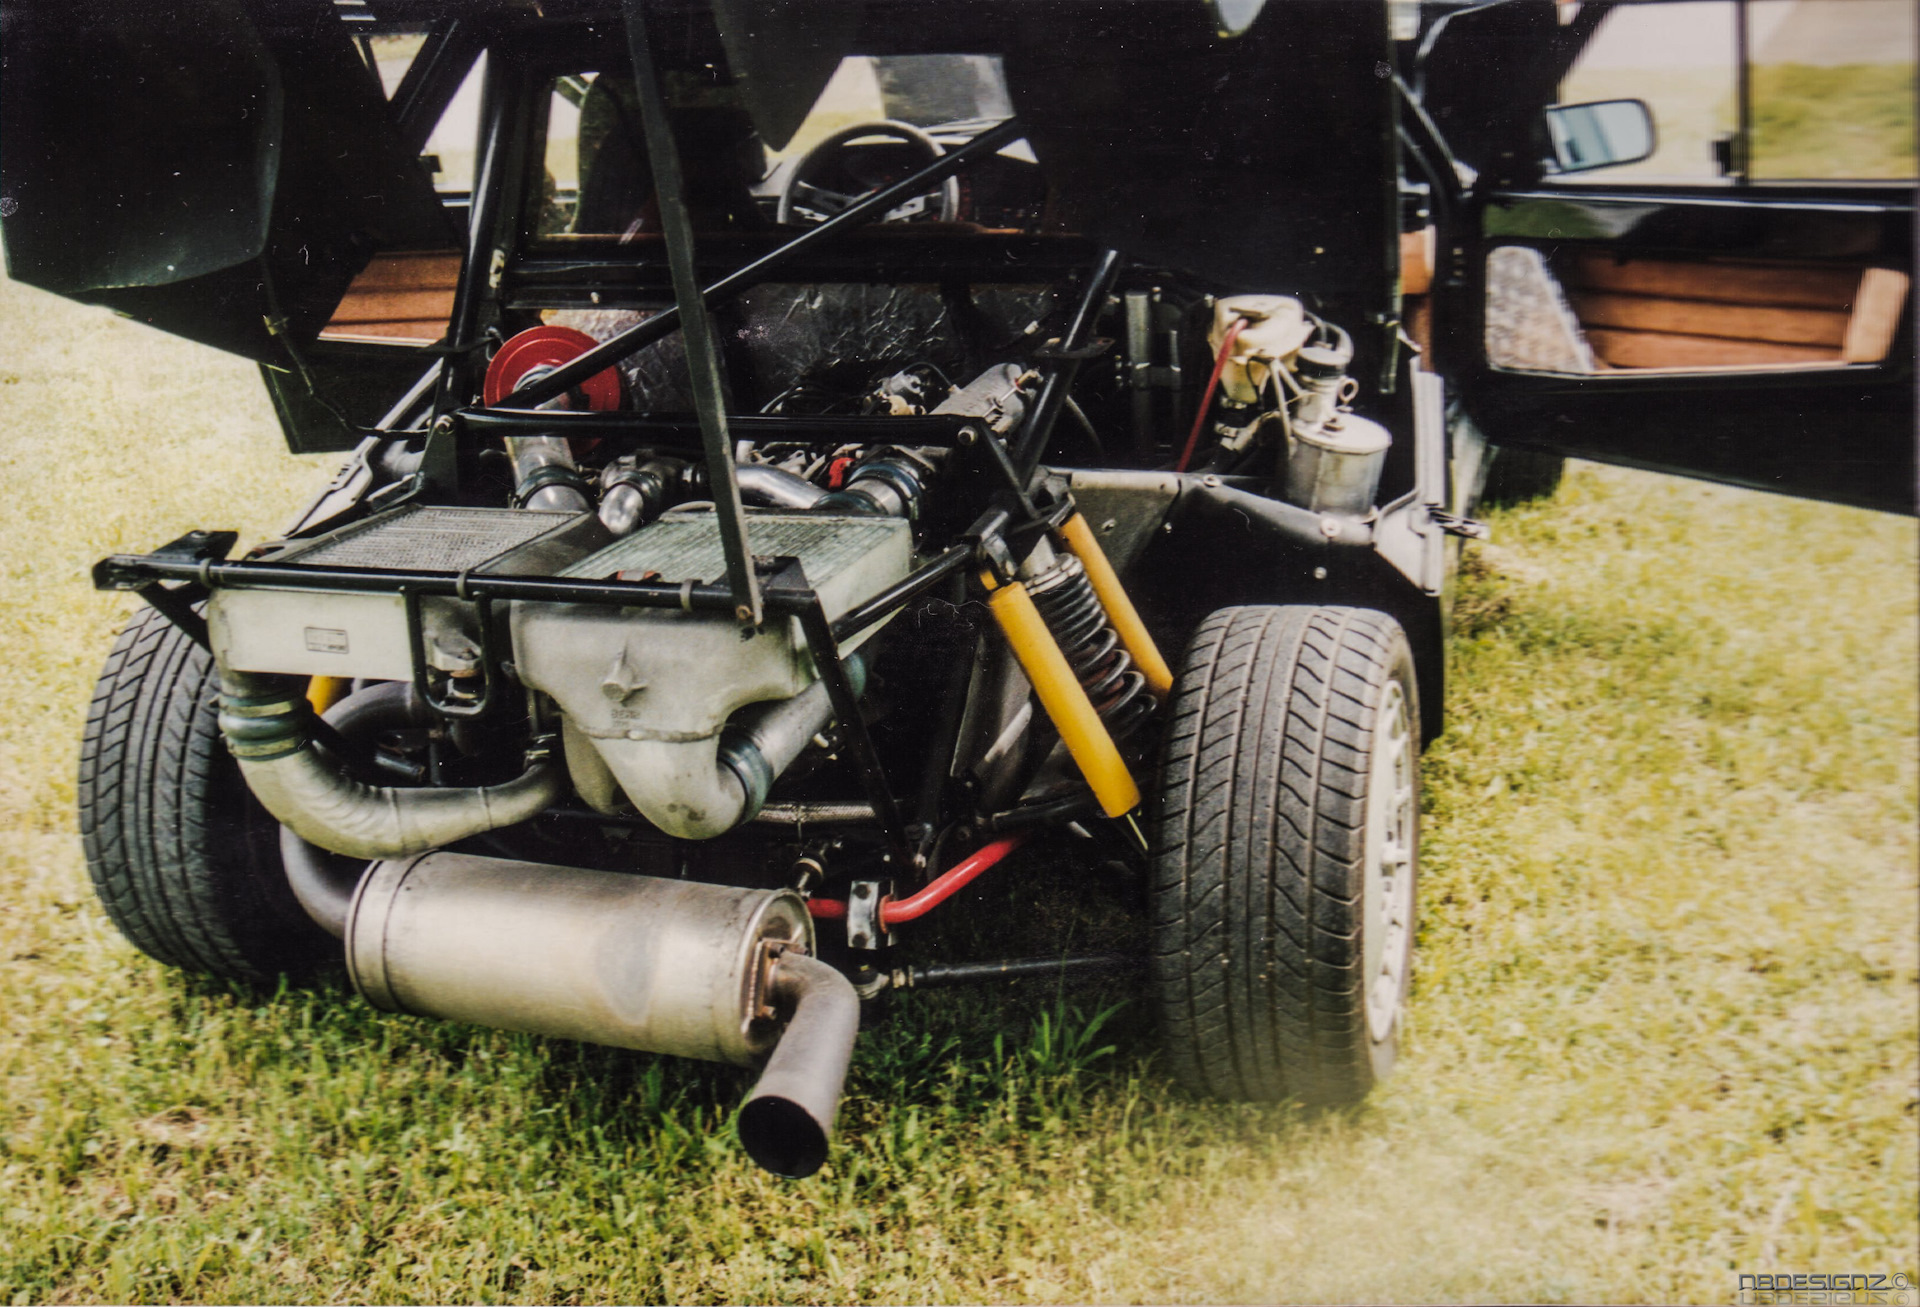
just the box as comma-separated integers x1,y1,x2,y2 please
792,180,858,216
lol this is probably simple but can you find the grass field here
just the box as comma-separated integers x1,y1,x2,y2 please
1,268,1915,1303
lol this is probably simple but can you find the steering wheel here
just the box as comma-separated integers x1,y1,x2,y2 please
776,120,962,227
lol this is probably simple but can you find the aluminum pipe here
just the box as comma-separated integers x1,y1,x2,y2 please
735,463,829,510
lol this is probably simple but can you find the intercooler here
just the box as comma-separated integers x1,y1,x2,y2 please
208,504,607,684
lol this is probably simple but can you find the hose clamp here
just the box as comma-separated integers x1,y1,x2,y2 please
511,462,591,509
218,690,310,760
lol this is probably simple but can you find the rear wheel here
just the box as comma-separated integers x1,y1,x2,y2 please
77,607,333,982
1151,605,1418,1104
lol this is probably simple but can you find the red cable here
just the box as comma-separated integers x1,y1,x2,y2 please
1175,316,1248,473
804,834,1028,925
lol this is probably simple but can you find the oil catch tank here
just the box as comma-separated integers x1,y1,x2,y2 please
1283,410,1393,518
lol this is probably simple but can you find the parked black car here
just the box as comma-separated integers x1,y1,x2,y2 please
3,0,1909,1177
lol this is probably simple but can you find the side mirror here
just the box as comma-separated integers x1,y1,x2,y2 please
1205,0,1268,37
1543,99,1655,174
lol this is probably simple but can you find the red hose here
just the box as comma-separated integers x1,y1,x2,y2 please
1175,316,1248,473
804,834,1028,925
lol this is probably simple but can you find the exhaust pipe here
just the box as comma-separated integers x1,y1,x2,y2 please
219,669,563,860
736,952,859,1178
344,851,859,1175
277,681,431,936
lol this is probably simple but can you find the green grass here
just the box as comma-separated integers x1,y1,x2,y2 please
1,269,1915,1302
1751,63,1918,180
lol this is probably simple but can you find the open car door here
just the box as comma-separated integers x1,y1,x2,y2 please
1419,0,1914,515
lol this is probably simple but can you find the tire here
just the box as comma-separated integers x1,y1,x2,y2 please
1151,606,1419,1105
1478,445,1566,507
77,606,334,982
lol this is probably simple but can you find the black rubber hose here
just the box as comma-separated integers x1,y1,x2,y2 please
736,953,860,1178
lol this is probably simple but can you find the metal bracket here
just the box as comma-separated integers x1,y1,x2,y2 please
402,588,498,720
1428,509,1490,540
1032,335,1113,362
132,582,212,651
769,562,911,865
845,880,886,951
151,529,238,564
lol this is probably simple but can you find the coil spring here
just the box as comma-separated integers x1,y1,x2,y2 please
1026,554,1155,743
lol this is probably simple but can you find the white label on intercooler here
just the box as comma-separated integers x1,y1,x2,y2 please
305,627,351,654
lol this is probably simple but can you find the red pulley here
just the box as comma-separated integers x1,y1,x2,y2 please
482,326,622,410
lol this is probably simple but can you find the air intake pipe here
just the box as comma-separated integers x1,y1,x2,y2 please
218,668,563,861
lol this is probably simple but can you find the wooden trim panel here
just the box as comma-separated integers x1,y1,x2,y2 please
319,250,460,347
1550,253,1909,371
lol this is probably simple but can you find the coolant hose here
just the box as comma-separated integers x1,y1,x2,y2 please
736,952,860,1178
219,669,563,861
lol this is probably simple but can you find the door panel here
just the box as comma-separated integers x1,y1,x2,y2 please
1439,186,1914,514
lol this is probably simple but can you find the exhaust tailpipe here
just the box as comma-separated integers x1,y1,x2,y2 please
736,952,859,1178
344,851,860,1175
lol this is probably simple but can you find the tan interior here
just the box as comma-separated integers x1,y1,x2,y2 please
319,250,461,346
1559,254,1908,371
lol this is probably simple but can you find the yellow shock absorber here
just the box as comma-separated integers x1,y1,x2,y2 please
307,676,351,716
982,572,1141,818
1056,512,1173,701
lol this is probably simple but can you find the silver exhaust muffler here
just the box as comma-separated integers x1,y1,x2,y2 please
344,852,857,1174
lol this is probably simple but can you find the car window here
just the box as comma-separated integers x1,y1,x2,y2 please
1556,0,1915,184
532,72,768,239
1747,0,1916,179
770,54,1015,165
530,55,1046,241
420,53,486,196
358,33,486,196
1557,1,1738,183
